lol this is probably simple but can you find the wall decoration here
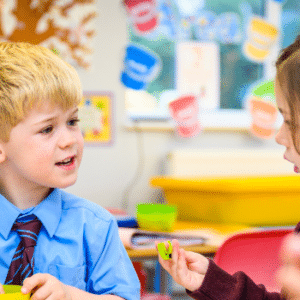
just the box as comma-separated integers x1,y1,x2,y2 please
0,0,97,69
194,10,217,41
215,13,242,44
243,16,279,63
79,93,114,145
169,94,201,138
247,80,278,139
123,0,300,130
159,0,178,40
176,42,220,111
121,43,161,90
124,0,159,35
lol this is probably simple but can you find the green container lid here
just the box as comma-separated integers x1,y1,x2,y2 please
136,203,177,231
0,285,30,300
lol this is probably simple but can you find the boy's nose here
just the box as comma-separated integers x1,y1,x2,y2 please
58,128,77,149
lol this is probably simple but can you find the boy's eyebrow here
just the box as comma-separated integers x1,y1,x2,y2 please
34,108,79,125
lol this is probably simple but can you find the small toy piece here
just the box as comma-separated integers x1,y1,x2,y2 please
157,240,173,260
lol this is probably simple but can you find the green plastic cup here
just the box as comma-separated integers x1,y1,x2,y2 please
136,203,177,232
0,285,30,300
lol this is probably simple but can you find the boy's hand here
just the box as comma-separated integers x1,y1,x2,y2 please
0,283,4,294
21,273,72,300
156,239,209,292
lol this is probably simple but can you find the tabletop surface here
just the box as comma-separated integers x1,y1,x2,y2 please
127,244,218,259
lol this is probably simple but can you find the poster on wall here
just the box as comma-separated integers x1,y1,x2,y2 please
79,93,114,145
0,0,97,69
176,42,220,111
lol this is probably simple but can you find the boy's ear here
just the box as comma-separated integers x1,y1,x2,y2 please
0,143,6,163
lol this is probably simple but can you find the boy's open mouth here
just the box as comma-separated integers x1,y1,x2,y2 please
55,156,75,166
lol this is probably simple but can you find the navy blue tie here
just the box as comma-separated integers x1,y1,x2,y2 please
5,214,42,285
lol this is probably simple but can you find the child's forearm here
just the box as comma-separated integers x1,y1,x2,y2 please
66,285,125,300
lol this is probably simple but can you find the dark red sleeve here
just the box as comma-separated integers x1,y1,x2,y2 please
186,260,284,300
185,221,300,300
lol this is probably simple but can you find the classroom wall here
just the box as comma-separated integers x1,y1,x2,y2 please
65,0,285,216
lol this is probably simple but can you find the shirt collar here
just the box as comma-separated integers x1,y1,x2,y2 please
0,188,62,239
32,189,62,238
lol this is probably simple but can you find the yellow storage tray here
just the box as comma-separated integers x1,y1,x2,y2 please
150,175,300,226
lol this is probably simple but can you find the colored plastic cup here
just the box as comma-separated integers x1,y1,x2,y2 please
244,17,279,62
249,96,278,139
0,285,30,300
124,0,158,34
121,44,160,90
136,203,177,232
169,95,201,138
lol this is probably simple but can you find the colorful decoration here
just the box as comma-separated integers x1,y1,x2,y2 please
194,11,217,41
169,94,201,138
215,13,241,44
0,1,97,69
176,42,220,111
178,16,194,40
248,80,278,139
121,43,161,90
159,0,177,40
124,0,159,35
173,0,205,16
243,16,279,63
79,93,113,145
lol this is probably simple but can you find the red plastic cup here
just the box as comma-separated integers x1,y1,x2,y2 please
124,0,158,34
249,97,278,139
169,95,201,138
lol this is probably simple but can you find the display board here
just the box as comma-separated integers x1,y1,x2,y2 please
123,0,300,129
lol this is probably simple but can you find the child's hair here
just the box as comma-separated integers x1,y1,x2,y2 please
276,35,300,153
0,42,82,142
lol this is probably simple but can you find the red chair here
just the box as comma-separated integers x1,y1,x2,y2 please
214,229,293,292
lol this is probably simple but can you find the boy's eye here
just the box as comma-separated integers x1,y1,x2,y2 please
68,118,80,126
40,126,53,134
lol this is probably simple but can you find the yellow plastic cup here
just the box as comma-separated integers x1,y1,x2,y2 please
0,285,30,300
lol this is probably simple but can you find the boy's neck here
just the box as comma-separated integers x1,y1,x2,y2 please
0,179,52,209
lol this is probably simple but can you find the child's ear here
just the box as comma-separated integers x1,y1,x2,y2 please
0,143,6,163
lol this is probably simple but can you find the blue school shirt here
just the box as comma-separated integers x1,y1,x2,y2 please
0,189,140,300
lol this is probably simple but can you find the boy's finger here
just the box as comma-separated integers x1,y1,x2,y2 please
29,284,52,300
0,284,4,294
21,273,48,294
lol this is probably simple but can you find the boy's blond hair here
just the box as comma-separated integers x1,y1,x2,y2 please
0,42,82,142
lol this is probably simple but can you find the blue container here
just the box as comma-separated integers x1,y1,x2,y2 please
121,43,160,90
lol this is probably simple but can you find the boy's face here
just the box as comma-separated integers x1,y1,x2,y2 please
0,102,84,190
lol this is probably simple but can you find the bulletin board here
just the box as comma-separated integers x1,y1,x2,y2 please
123,0,300,129
79,93,114,145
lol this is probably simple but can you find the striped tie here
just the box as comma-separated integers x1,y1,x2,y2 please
5,214,42,285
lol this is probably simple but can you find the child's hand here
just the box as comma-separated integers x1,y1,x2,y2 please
276,233,300,299
21,273,72,300
0,283,4,294
156,239,209,292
